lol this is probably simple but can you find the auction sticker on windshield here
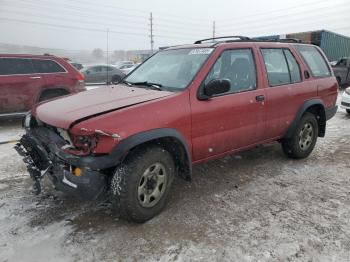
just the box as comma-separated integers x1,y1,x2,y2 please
189,48,213,55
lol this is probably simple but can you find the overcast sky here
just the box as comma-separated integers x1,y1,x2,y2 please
0,0,349,51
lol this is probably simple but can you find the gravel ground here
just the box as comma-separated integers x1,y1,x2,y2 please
0,98,349,262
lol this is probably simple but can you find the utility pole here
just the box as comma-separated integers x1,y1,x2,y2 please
106,28,109,85
150,12,154,53
212,21,216,39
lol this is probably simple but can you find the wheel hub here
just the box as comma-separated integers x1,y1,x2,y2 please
138,162,167,208
299,122,314,151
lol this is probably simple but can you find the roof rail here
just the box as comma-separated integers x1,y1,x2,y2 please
194,36,250,44
252,38,303,43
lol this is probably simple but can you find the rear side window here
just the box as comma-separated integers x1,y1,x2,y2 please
261,49,290,86
0,58,34,75
295,45,330,77
32,59,66,73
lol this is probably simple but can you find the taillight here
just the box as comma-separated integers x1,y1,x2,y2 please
74,72,86,91
76,72,85,81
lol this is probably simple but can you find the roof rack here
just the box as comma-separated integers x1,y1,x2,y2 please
258,38,303,43
194,36,250,44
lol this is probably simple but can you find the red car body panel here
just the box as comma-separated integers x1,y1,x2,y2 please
35,86,174,129
32,42,338,164
0,54,85,115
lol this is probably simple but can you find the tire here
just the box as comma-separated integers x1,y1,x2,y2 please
39,89,67,102
346,109,350,115
282,112,319,159
110,146,175,223
111,75,122,84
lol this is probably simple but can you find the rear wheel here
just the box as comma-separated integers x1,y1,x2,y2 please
282,112,318,159
111,75,122,84
110,146,175,223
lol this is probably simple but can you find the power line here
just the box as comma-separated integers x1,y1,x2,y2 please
218,3,349,28
218,9,349,34
217,0,347,23
60,0,211,23
2,8,149,32
0,18,146,37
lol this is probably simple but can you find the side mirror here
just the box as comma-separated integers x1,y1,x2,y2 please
203,79,231,97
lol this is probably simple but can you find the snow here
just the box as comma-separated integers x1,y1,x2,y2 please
0,95,349,261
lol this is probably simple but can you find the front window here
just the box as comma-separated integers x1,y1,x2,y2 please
125,48,213,91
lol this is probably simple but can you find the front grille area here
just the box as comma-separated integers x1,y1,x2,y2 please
341,101,350,107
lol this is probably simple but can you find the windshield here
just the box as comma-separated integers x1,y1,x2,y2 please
125,48,214,90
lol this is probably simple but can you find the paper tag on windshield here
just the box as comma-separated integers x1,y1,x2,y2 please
189,48,213,55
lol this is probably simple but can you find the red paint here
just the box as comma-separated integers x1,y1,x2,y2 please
33,42,338,163
0,54,85,114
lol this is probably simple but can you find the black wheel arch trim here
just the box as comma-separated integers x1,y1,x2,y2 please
284,99,328,139
57,128,192,180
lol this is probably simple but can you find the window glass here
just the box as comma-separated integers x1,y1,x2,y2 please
295,45,330,77
261,49,290,86
204,49,256,94
126,48,213,90
284,49,301,83
0,58,34,75
90,66,102,73
32,59,65,73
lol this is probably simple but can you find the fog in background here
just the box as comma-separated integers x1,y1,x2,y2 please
0,0,349,62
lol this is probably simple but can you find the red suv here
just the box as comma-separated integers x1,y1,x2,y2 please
15,36,338,222
0,54,85,117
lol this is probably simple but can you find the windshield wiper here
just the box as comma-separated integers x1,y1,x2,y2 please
121,79,133,86
130,81,163,90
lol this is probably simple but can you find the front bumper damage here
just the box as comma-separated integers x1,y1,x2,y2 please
14,120,107,200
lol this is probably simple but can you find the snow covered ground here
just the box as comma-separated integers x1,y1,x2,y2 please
0,97,349,261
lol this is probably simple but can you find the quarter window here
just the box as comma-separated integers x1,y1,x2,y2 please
0,58,34,75
204,49,257,95
284,50,301,83
295,45,331,77
32,59,66,73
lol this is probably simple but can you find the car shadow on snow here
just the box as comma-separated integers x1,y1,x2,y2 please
24,142,288,232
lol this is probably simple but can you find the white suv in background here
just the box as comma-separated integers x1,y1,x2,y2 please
340,87,350,115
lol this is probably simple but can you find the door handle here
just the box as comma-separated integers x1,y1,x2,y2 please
256,95,265,102
30,76,41,79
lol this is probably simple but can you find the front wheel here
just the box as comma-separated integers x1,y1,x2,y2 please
282,112,318,159
346,109,350,115
110,146,175,223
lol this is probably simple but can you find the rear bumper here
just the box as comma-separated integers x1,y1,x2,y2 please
15,125,109,200
340,91,350,110
325,105,338,120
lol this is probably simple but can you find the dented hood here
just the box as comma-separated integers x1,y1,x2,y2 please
34,85,174,129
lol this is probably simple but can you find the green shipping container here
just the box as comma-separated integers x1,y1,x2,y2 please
319,30,350,62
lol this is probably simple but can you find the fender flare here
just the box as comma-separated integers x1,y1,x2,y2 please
111,128,192,179
284,99,326,139
36,86,70,103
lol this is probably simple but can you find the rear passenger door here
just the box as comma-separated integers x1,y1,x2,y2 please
191,48,266,161
31,59,67,94
0,58,45,114
260,47,315,140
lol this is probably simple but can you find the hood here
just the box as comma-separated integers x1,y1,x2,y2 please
34,85,174,129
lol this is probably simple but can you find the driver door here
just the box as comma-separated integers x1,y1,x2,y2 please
190,48,266,161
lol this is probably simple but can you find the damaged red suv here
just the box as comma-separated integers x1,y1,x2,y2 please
0,54,85,117
15,36,338,222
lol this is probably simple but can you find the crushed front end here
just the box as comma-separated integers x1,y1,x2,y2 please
14,114,107,200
